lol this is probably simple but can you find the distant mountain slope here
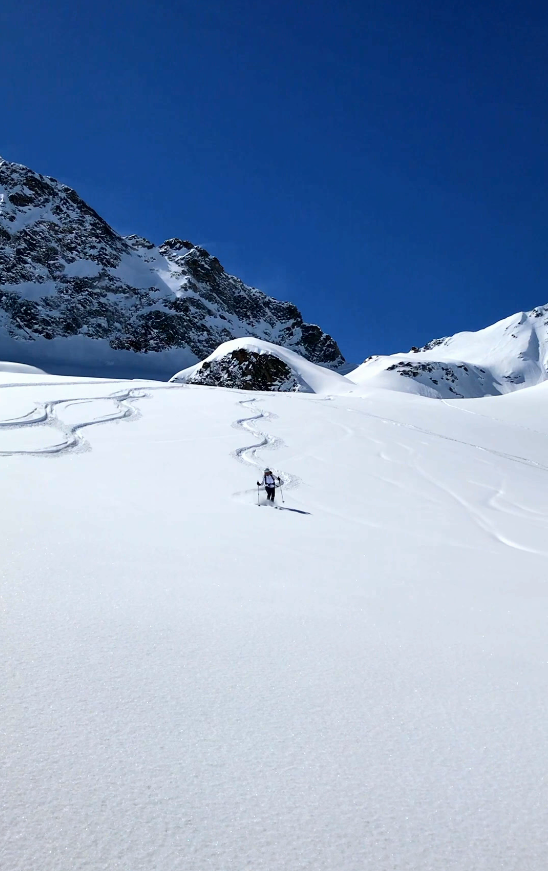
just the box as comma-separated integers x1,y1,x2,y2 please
0,157,344,379
348,306,548,398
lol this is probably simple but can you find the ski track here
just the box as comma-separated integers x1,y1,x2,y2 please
0,383,182,458
414,457,548,557
344,404,548,475
231,398,300,502
316,399,548,555
230,394,548,545
6,380,547,554
351,403,548,557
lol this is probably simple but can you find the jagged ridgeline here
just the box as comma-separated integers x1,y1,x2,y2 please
0,158,344,378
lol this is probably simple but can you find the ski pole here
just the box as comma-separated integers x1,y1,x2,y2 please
257,484,260,506
279,478,285,503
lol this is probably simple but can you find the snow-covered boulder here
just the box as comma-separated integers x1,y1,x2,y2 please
348,306,548,399
171,338,354,394
0,157,345,379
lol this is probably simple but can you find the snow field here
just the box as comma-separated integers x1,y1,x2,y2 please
2,376,548,870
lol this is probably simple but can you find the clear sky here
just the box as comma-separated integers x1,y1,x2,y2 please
2,0,547,363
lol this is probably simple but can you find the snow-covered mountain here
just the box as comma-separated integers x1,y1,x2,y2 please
348,305,548,399
0,157,344,378
172,337,353,393
170,306,548,400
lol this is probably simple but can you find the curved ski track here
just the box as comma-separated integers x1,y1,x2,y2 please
231,398,300,494
343,404,548,556
0,388,147,457
0,384,182,458
345,404,548,475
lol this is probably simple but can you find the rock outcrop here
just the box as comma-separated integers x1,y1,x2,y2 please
185,347,303,391
171,337,354,395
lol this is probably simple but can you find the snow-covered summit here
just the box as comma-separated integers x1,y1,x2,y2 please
0,158,344,379
171,337,353,394
348,305,548,399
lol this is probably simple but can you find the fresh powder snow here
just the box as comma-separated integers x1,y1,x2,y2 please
2,353,548,871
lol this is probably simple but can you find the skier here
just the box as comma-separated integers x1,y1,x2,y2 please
258,468,281,503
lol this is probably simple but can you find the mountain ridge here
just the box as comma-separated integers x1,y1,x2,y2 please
347,304,548,399
0,157,344,379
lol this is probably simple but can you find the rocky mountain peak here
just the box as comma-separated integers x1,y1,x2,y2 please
0,157,345,378
159,238,195,253
125,234,155,250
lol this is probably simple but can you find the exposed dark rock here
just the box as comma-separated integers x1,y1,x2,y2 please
412,336,448,353
187,349,305,391
385,359,482,395
161,238,195,252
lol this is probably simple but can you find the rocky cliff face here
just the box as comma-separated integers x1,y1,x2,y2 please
0,157,344,378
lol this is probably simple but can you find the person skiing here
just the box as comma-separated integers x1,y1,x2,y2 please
258,468,281,503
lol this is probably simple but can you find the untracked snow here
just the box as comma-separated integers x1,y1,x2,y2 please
2,369,548,870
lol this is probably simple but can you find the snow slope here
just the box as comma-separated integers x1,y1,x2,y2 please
2,373,548,870
349,304,548,398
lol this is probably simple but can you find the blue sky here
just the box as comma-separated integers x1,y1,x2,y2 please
2,0,547,363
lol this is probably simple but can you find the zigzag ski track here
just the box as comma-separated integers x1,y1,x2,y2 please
231,397,301,503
